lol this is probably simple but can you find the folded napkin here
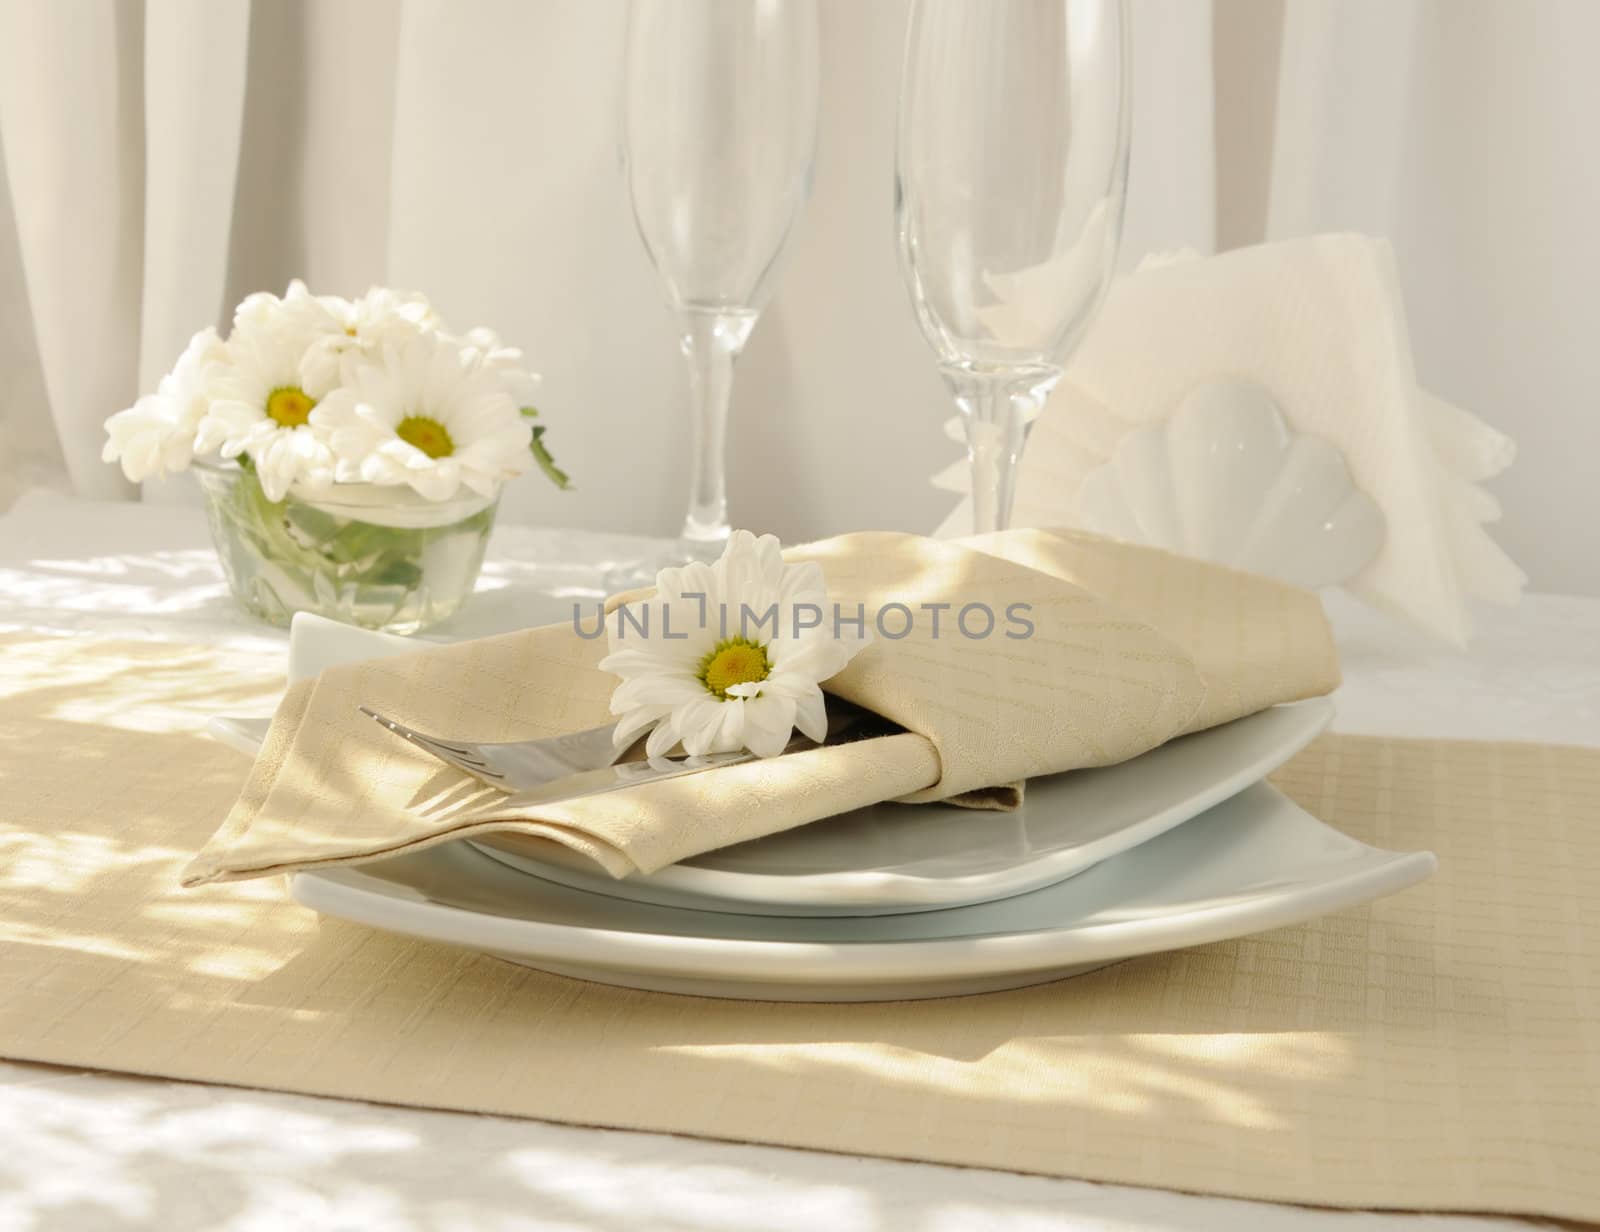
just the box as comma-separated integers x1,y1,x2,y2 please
183,528,1339,885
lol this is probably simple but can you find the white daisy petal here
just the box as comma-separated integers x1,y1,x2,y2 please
598,642,684,678
612,704,670,747
703,699,746,756
611,674,704,709
645,715,684,758
790,685,829,744
741,694,797,758
777,560,828,606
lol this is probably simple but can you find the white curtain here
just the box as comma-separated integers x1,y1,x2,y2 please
0,0,249,504
1261,0,1600,595
0,0,1212,538
9,1,1593,591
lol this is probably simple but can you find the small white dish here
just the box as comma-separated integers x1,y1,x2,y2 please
473,699,1333,916
208,613,425,754
206,714,272,758
291,781,1436,1002
286,611,423,679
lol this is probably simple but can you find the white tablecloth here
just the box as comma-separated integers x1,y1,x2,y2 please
2,491,1592,1232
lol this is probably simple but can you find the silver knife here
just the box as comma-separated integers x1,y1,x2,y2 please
488,748,762,810
480,706,894,810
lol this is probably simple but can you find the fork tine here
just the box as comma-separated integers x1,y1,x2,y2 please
359,707,504,780
400,736,503,781
361,709,480,756
443,757,503,780
417,741,494,772
359,706,475,755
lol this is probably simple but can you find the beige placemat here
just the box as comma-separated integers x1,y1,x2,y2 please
2,633,1597,1221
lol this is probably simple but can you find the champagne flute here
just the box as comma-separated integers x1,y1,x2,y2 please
896,0,1130,534
621,0,819,569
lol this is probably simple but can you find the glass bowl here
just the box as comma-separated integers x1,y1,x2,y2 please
194,458,498,634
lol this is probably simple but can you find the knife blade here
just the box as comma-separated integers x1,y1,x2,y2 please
488,748,758,810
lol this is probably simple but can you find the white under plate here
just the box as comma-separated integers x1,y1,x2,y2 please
291,781,1436,1002
473,699,1333,916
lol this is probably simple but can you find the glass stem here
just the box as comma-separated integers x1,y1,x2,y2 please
678,308,756,560
947,370,1053,535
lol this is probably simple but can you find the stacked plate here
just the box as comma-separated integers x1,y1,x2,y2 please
211,616,1436,1002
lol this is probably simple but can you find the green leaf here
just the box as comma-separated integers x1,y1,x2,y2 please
523,412,571,490
367,556,425,589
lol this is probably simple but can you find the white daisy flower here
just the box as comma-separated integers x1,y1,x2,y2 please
102,327,225,482
299,285,440,393
309,332,533,502
599,531,871,759
231,278,325,337
196,313,337,501
454,325,542,409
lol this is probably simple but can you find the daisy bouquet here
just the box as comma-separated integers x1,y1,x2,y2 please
103,282,568,632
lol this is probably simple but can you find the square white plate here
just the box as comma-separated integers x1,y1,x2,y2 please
291,781,1436,1002
473,699,1333,916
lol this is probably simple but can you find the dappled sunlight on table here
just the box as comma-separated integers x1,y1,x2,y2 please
656,1027,1351,1134
2,552,235,620
0,632,311,998
16,1062,1443,1232
0,631,281,733
0,832,190,895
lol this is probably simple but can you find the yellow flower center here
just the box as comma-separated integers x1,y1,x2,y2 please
266,386,315,427
396,415,455,459
698,637,771,700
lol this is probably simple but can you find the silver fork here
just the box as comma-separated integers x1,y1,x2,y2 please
358,707,626,790
360,702,882,793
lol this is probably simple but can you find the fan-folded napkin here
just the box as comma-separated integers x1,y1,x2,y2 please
184,528,1338,885
936,236,1524,644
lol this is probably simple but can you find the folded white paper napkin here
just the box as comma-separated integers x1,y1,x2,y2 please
935,235,1523,645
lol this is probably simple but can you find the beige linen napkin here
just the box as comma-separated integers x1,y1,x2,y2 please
184,528,1338,885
